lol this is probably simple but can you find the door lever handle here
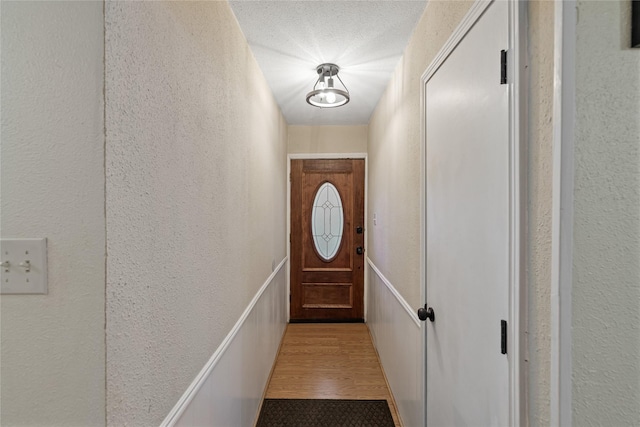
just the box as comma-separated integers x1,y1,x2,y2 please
417,305,435,322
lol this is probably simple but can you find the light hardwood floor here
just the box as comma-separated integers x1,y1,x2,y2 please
263,323,402,426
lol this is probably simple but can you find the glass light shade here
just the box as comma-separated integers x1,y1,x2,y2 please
305,63,350,108
306,88,349,108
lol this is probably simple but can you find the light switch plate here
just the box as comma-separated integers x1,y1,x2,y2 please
1,238,48,294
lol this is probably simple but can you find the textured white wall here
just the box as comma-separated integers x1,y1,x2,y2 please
527,2,555,425
368,0,473,310
288,125,367,154
572,1,640,424
104,2,287,425
0,2,106,425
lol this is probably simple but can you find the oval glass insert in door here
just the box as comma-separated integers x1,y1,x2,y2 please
311,182,344,261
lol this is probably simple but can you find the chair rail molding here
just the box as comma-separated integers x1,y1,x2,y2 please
366,257,423,427
160,257,288,427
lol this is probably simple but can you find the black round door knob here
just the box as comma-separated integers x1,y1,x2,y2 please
417,305,435,322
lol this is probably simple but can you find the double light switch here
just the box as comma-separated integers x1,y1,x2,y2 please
1,238,48,294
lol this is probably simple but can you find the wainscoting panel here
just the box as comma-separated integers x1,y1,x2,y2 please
367,259,425,427
161,258,288,427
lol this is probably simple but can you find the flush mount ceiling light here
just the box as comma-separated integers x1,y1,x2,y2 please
306,63,350,108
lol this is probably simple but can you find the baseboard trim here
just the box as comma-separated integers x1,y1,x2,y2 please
160,257,288,427
252,322,290,426
289,318,364,323
366,325,406,427
366,258,420,327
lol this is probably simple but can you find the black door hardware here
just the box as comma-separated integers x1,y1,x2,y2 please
356,226,363,234
417,305,435,322
356,246,363,255
501,320,507,354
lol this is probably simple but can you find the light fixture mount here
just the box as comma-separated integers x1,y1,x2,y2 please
306,63,350,108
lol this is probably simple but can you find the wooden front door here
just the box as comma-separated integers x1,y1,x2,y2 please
290,159,365,322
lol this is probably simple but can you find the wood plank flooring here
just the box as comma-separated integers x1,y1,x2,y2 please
263,323,402,426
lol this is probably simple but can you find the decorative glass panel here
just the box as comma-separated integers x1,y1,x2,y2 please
311,182,344,261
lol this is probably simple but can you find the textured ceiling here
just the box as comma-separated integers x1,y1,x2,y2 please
229,1,427,125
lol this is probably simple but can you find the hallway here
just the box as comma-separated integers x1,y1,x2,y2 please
263,324,402,426
2,1,638,425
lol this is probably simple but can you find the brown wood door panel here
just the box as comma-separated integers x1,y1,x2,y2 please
302,159,353,173
291,159,365,321
301,283,353,309
302,271,353,282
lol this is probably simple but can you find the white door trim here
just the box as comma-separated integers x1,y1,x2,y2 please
419,1,527,425
286,153,368,322
509,1,528,425
550,1,575,426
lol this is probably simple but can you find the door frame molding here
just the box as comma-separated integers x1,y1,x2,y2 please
550,1,576,425
286,153,368,322
419,0,527,425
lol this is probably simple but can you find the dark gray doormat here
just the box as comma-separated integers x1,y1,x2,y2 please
256,399,395,427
